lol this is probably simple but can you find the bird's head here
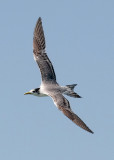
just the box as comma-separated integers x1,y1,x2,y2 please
24,88,40,96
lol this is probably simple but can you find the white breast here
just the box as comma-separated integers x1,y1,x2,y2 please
40,83,48,95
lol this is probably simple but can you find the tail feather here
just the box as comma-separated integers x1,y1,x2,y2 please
64,84,82,98
66,84,77,90
65,92,82,98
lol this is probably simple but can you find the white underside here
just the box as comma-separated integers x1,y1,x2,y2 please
33,92,48,97
40,83,49,95
37,93,48,97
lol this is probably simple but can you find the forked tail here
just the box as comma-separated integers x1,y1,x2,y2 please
64,84,81,98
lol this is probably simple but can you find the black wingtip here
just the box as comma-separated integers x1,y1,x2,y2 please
37,17,42,24
38,17,42,20
89,130,94,134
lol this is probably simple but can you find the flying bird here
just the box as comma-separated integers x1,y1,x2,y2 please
24,17,93,134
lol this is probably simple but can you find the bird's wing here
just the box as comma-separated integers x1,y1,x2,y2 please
33,17,56,83
50,93,93,134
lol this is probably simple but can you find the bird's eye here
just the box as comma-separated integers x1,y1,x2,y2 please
33,91,35,93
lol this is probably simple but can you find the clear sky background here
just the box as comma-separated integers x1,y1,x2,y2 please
0,0,114,160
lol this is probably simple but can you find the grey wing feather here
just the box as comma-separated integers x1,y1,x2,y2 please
50,93,93,134
33,17,46,52
33,17,56,83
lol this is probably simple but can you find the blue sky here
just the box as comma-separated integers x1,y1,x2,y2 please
0,0,114,159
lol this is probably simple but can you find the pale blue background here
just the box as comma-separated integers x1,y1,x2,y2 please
0,0,114,159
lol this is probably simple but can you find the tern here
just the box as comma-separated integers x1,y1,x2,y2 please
24,17,93,134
